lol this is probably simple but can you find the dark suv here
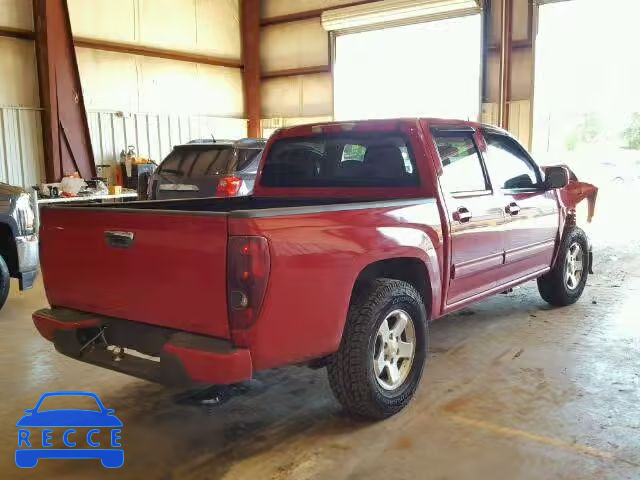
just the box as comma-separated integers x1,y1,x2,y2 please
148,139,265,200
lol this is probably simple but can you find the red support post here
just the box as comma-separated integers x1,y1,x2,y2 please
241,0,261,138
498,0,513,131
33,0,96,182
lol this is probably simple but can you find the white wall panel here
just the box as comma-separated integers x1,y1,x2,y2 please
193,64,244,117
0,0,33,29
137,58,243,116
0,38,39,107
139,0,197,52
68,0,137,42
87,110,247,167
76,48,139,112
301,73,333,116
262,73,332,118
69,0,241,60
261,19,328,72
194,0,241,59
0,107,45,187
77,48,243,117
262,0,357,19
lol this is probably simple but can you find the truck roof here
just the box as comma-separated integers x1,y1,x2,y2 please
273,118,509,138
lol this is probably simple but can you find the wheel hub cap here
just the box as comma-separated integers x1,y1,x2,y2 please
565,242,584,290
373,309,416,391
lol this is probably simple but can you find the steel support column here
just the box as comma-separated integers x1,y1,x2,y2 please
33,0,95,182
241,0,261,138
498,0,513,130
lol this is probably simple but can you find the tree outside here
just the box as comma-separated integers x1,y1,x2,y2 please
622,113,640,150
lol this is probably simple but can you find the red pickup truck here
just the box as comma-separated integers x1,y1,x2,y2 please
33,119,597,419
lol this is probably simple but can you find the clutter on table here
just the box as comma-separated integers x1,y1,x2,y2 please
33,146,156,202
119,146,156,199
36,175,109,200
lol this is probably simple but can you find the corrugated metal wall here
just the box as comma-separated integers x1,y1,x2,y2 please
0,106,46,188
87,110,247,167
0,107,247,189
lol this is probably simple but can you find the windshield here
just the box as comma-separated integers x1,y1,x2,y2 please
261,133,418,187
36,395,101,412
159,147,261,177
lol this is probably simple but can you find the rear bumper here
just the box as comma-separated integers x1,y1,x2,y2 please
32,308,252,387
15,234,39,290
18,269,38,291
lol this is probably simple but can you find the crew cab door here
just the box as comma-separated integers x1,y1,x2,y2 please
432,128,505,306
480,131,559,284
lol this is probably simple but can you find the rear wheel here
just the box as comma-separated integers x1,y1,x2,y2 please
537,227,589,306
327,279,428,419
0,254,10,311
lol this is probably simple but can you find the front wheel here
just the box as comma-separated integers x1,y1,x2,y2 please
327,279,428,419
537,227,590,306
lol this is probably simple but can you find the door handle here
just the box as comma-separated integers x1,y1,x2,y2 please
105,231,135,249
453,207,472,223
505,202,521,216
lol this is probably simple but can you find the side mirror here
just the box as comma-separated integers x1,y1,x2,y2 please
544,166,569,190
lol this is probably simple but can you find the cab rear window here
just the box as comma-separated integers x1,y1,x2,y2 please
260,133,418,187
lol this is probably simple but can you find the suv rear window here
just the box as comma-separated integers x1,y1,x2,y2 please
261,134,418,187
159,147,261,176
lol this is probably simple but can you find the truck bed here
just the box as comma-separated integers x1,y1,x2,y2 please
55,196,372,214
39,196,437,345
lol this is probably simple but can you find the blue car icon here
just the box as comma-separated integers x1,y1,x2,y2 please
16,391,123,468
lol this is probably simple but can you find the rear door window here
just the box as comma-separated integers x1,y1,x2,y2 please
261,134,418,187
432,132,488,193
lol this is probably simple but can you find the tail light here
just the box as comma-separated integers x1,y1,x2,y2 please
227,236,271,336
217,176,242,197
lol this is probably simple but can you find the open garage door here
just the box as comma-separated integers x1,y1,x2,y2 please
533,0,640,242
533,0,640,174
324,0,482,121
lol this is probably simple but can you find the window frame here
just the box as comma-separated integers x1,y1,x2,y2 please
481,131,544,193
431,128,492,198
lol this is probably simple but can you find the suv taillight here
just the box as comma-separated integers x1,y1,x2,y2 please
216,176,242,197
227,236,271,338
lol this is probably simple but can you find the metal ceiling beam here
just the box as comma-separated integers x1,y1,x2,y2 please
73,38,243,69
33,0,95,182
241,0,261,138
260,0,383,27
0,27,35,41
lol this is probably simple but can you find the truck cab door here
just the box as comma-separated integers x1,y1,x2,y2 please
481,132,559,285
431,128,505,307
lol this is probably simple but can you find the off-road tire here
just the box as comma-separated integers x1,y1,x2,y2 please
0,255,10,311
327,278,428,419
537,227,589,306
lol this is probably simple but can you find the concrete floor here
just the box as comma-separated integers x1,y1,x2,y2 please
1,192,639,479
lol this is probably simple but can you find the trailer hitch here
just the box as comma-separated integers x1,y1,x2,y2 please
173,383,251,411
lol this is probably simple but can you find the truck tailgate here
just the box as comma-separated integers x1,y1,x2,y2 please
40,208,230,338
